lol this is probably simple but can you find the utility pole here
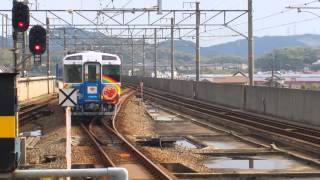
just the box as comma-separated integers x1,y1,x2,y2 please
1,14,8,48
46,17,50,94
195,2,200,82
5,14,8,48
131,35,134,76
154,28,158,78
171,18,175,79
248,0,254,86
63,27,67,55
271,51,275,87
157,0,162,15
1,15,4,48
142,35,145,77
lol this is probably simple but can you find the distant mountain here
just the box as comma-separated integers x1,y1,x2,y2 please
159,40,195,54
203,34,320,57
2,31,320,63
160,34,320,57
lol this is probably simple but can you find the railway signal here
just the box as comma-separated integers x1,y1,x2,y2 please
29,25,46,64
12,1,29,32
29,25,46,55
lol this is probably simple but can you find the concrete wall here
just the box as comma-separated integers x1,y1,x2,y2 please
18,76,55,102
123,76,320,127
122,76,194,98
245,86,320,127
195,82,245,109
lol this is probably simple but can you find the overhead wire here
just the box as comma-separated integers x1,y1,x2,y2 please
202,0,320,37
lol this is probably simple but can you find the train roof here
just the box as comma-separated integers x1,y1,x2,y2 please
63,51,121,65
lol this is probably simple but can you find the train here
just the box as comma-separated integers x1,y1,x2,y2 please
56,51,121,116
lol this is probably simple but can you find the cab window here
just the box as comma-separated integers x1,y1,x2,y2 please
102,65,120,82
85,64,100,82
64,65,82,83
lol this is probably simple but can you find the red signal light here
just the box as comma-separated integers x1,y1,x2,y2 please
17,21,24,28
29,25,46,55
34,44,41,51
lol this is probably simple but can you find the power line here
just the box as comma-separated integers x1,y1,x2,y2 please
253,16,319,33
290,0,320,6
205,0,320,33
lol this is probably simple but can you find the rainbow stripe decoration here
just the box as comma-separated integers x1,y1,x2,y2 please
102,75,121,93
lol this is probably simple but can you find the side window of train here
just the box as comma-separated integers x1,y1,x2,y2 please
65,55,82,60
102,55,117,61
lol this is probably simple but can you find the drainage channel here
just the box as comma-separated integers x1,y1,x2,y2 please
139,100,320,179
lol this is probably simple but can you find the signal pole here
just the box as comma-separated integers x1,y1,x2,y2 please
46,17,50,94
21,30,26,76
171,18,175,79
248,0,254,86
195,2,200,82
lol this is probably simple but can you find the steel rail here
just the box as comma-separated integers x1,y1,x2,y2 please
81,89,172,180
19,96,57,123
80,122,116,167
108,90,173,180
127,84,320,147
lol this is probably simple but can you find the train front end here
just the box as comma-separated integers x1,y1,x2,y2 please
62,51,121,117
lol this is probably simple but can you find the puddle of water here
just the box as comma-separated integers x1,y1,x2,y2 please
161,163,196,173
204,140,251,149
155,116,176,121
204,156,293,169
150,112,160,116
148,108,158,113
175,139,197,149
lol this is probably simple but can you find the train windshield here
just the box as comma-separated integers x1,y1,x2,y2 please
85,64,100,82
102,65,120,83
64,65,82,83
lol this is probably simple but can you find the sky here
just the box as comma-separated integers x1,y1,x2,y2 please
2,0,320,46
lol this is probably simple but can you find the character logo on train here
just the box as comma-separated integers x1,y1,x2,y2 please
57,51,121,116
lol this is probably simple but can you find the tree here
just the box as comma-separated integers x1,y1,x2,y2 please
255,46,318,71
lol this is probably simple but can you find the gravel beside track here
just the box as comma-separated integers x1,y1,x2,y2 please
116,95,212,173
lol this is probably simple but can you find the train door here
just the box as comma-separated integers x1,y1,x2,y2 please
83,63,101,101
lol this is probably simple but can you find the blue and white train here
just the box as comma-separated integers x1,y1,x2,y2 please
56,51,121,116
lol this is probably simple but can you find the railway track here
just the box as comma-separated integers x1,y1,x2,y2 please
81,89,173,180
19,95,56,124
126,84,320,149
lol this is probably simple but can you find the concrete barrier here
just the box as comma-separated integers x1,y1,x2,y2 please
245,86,320,126
122,76,320,127
18,76,55,102
195,82,245,109
122,76,194,98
